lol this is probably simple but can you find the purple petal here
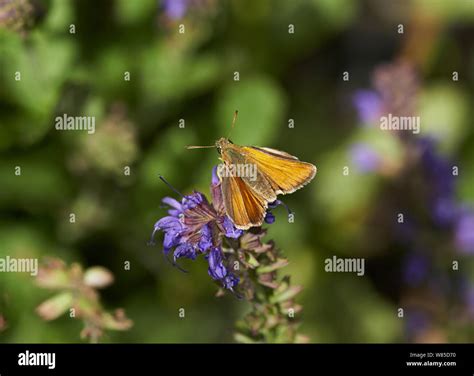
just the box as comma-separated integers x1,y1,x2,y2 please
207,247,227,280
198,223,213,252
164,231,180,249
211,165,220,186
182,192,205,210
222,274,239,290
162,197,182,211
210,172,224,212
222,216,243,239
167,209,181,217
174,243,197,261
155,216,183,232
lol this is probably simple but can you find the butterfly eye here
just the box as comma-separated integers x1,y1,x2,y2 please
216,146,222,155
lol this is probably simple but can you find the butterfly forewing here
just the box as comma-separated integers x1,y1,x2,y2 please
243,146,317,194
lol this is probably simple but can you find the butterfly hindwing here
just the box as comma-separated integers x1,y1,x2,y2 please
219,171,267,230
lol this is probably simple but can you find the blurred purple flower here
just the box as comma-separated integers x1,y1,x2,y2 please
350,143,381,173
405,309,430,339
455,211,474,254
418,138,455,196
353,90,382,124
432,197,459,227
418,137,458,227
162,0,188,20
403,252,429,286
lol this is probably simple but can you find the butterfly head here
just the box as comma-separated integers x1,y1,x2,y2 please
215,137,233,155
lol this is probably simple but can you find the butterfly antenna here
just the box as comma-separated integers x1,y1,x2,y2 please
158,174,185,198
186,145,214,149
226,110,238,139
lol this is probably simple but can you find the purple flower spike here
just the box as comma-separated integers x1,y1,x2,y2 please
151,172,243,291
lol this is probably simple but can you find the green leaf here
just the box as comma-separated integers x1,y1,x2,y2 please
36,292,73,321
43,0,75,32
419,84,469,153
256,258,289,274
246,253,260,268
0,32,75,146
311,0,358,29
141,44,222,102
270,285,303,304
116,0,156,25
215,75,287,146
101,312,133,331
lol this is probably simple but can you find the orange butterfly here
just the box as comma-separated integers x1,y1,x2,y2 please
188,112,317,229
